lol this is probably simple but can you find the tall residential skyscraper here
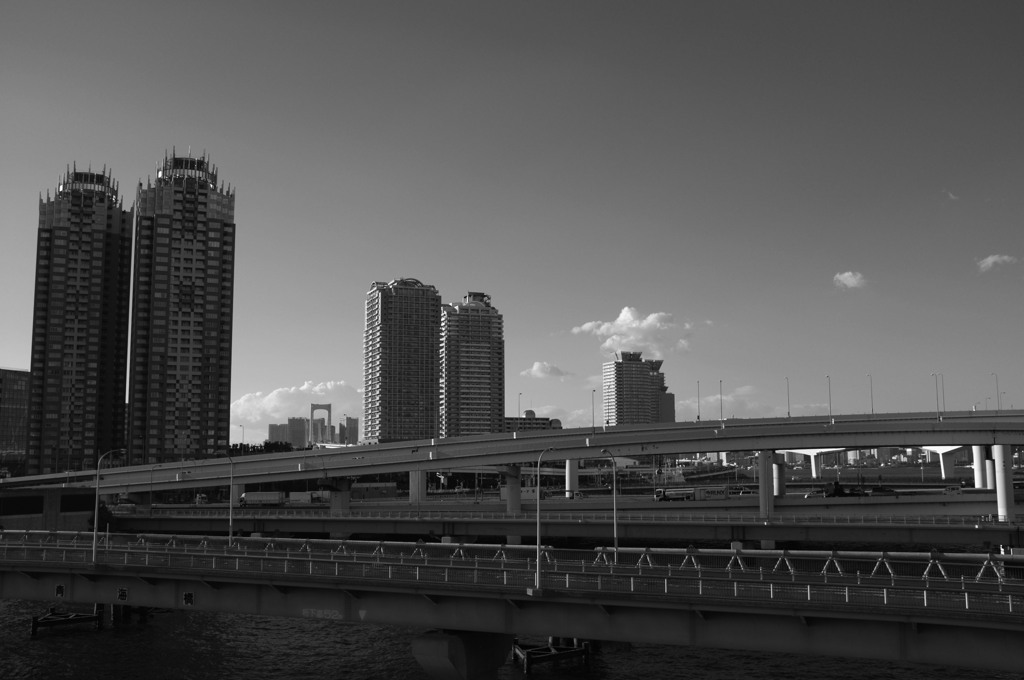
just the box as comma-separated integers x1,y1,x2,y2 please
440,292,504,438
127,153,236,464
27,167,133,475
1,367,31,476
602,351,675,427
363,278,441,444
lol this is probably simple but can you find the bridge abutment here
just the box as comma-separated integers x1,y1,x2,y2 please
410,630,512,680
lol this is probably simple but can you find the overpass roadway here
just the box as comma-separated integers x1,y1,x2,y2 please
2,531,1023,677
7,410,1024,498
113,503,1023,549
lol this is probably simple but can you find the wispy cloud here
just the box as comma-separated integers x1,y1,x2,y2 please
572,307,691,358
833,271,866,289
230,380,361,441
977,254,1017,273
520,361,571,379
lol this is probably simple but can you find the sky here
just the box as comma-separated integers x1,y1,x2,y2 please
2,1,1022,444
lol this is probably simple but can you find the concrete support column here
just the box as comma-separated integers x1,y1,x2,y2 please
772,452,787,497
411,630,513,680
810,453,821,480
409,470,427,504
503,466,523,545
972,446,987,489
938,450,957,481
504,466,522,514
330,478,353,511
992,445,1015,522
985,459,997,490
757,450,774,519
564,460,578,498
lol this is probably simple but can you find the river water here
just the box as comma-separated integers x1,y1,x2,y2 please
1,599,1020,680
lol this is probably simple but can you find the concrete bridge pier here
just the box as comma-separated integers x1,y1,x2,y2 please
564,460,578,498
323,478,352,511
503,466,522,545
971,446,988,488
937,450,959,480
410,470,428,504
809,452,822,479
410,630,512,680
756,450,776,519
992,444,1015,522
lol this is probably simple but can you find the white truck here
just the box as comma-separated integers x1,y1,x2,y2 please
239,491,285,507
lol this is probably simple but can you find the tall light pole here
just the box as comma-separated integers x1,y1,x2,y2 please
696,380,701,421
601,449,618,562
719,380,723,421
531,447,555,595
867,374,873,415
591,389,596,433
826,375,832,420
931,373,940,421
92,448,125,563
785,377,790,418
221,453,235,542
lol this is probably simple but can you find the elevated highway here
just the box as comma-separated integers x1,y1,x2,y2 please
7,410,1023,495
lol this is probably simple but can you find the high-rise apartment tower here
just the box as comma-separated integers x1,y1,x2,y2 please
127,153,236,464
27,167,133,474
440,292,504,437
602,351,675,427
363,278,441,443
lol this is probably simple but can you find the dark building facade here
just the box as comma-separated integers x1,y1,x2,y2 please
440,292,504,437
0,368,31,476
363,278,441,443
27,168,133,474
127,153,235,464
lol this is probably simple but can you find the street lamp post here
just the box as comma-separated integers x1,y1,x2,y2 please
719,380,723,421
826,375,832,420
696,380,700,421
92,448,125,563
601,449,618,562
591,389,596,433
222,453,235,542
531,447,555,595
785,377,790,418
867,374,873,415
932,373,940,421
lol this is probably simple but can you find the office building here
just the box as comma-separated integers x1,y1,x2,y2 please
127,152,236,464
362,278,441,443
440,292,504,437
341,416,359,445
287,417,309,450
602,351,675,427
27,168,133,474
502,410,562,433
0,368,31,476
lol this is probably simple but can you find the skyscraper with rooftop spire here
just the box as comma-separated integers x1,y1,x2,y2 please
127,151,236,464
27,166,133,474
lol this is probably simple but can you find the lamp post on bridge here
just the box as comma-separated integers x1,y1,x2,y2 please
92,448,125,564
531,447,555,596
601,449,618,563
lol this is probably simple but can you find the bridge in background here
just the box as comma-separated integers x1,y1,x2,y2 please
2,530,1024,679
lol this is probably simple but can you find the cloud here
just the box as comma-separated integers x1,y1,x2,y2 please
230,380,361,441
833,271,866,289
520,361,571,379
572,307,691,358
977,254,1017,273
